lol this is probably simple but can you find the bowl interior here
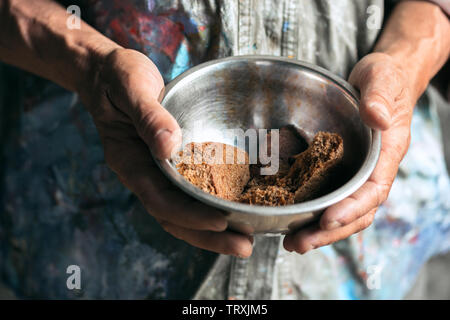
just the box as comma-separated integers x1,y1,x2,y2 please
160,57,373,212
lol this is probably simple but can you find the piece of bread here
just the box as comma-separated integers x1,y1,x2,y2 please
175,142,250,201
175,131,343,206
287,131,344,202
239,131,343,206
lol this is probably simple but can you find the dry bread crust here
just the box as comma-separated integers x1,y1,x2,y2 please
175,142,251,201
240,131,344,205
288,132,344,202
176,131,344,206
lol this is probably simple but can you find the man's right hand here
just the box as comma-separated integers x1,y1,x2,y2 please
80,48,253,257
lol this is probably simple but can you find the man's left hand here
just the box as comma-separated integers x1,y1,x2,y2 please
284,52,415,254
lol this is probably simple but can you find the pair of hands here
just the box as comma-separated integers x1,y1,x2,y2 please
80,48,414,257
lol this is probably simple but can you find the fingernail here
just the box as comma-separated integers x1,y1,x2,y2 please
324,220,342,230
284,242,293,252
369,102,391,126
155,128,171,143
212,219,228,232
154,128,182,159
235,252,250,259
299,244,315,255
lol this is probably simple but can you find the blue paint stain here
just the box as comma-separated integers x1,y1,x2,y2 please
339,279,359,300
170,42,190,80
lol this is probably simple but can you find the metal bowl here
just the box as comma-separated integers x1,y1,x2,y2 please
156,56,381,235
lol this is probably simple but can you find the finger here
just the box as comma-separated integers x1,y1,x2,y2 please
147,188,228,232
349,55,403,130
319,124,408,230
106,51,182,160
112,92,181,161
284,208,377,254
103,131,228,231
132,98,182,160
319,181,381,230
359,80,394,131
160,221,254,257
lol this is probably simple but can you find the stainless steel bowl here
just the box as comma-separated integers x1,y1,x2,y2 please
156,55,381,235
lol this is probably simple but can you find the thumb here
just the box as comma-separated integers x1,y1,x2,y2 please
349,57,398,131
133,98,182,160
103,49,182,160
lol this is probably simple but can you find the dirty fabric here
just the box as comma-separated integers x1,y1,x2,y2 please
1,0,450,299
84,0,381,81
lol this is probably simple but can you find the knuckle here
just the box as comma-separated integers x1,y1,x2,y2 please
159,220,173,234
376,182,391,206
159,220,169,231
402,130,412,157
388,127,411,164
224,237,247,256
359,213,374,231
398,125,411,144
90,88,130,125
165,224,184,241
134,187,150,206
135,188,162,217
370,89,389,102
394,87,410,103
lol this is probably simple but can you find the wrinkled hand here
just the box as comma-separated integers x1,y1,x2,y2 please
80,48,253,257
284,52,414,254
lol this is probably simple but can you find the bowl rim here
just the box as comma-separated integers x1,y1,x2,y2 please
156,55,382,216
